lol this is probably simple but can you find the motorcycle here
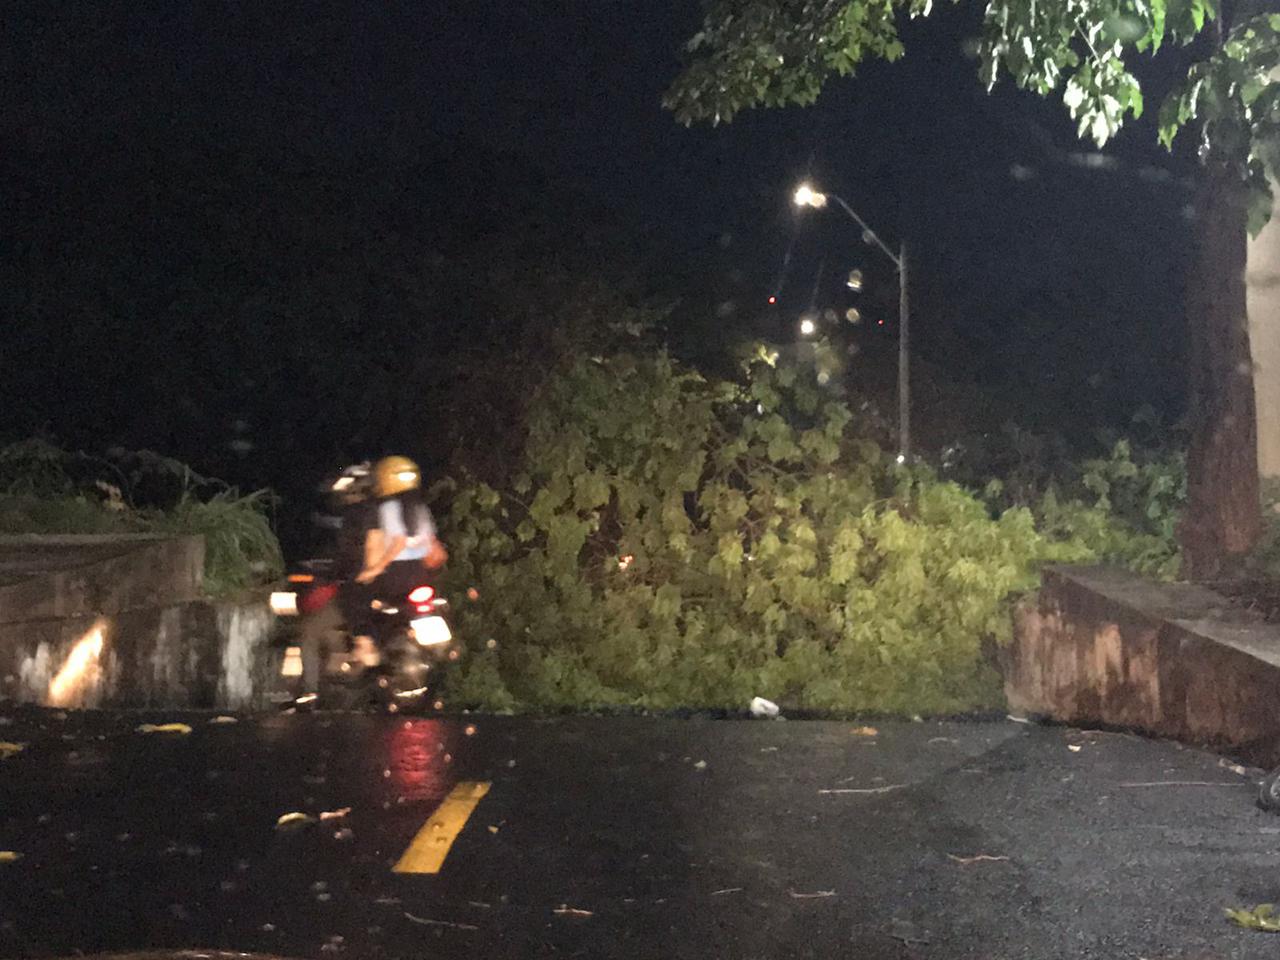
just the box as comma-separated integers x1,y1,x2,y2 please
271,563,459,710
268,464,460,710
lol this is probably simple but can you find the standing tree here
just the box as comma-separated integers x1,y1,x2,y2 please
666,0,1280,578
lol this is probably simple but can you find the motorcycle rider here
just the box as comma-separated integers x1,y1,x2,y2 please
352,455,447,664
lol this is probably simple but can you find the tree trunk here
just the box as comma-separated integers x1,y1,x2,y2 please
1180,162,1262,579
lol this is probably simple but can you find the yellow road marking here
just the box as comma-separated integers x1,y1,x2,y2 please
393,780,491,874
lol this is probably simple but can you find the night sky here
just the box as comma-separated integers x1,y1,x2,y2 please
4,2,1199,478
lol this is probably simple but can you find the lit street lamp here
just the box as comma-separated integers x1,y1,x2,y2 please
794,182,911,462
799,316,817,337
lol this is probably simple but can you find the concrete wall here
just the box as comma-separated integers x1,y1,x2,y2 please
0,535,275,710
1005,566,1280,766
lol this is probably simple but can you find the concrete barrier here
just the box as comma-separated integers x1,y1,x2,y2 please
0,535,274,710
1005,565,1280,766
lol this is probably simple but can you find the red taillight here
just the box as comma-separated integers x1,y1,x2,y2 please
299,583,339,613
407,586,435,605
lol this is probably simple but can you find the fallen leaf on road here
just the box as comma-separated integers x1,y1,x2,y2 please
1006,714,1031,724
1218,758,1249,776
0,851,21,864
319,807,351,821
275,812,317,831
487,825,500,834
693,760,707,770
711,888,744,896
136,723,192,735
209,716,238,725
1067,744,1083,753
404,913,479,931
850,726,878,737
948,854,1010,865
789,889,836,899
1225,903,1280,932
0,741,25,759
553,905,594,918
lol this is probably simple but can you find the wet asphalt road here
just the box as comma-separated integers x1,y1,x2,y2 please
0,709,1277,960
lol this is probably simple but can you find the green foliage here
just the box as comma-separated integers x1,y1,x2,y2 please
666,0,1280,231
435,348,1159,714
0,442,282,597
976,432,1185,579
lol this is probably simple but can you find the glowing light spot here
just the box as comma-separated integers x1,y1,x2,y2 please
768,295,777,305
618,554,635,571
48,624,106,707
799,318,816,336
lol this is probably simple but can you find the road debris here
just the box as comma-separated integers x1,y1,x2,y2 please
819,783,906,795
947,853,1010,865
333,828,355,842
693,760,708,770
1218,758,1250,777
0,851,21,864
760,746,779,752
711,887,744,896
275,811,317,831
850,726,878,737
0,741,25,759
927,737,958,744
1067,744,1083,752
1006,714,1031,724
553,905,594,918
1225,903,1280,932
412,914,479,932
467,901,492,909
209,715,238,725
136,722,193,735
488,825,500,834
888,919,930,945
789,889,836,899
1118,780,1246,788
750,697,780,718
319,807,351,821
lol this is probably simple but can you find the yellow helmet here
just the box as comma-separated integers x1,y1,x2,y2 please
373,455,421,497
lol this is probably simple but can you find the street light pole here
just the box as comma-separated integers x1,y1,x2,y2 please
898,242,909,462
793,183,910,461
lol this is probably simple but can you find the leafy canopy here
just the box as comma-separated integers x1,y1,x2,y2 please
666,0,1280,230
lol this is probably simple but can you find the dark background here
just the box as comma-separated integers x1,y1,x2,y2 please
1,1,1198,530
